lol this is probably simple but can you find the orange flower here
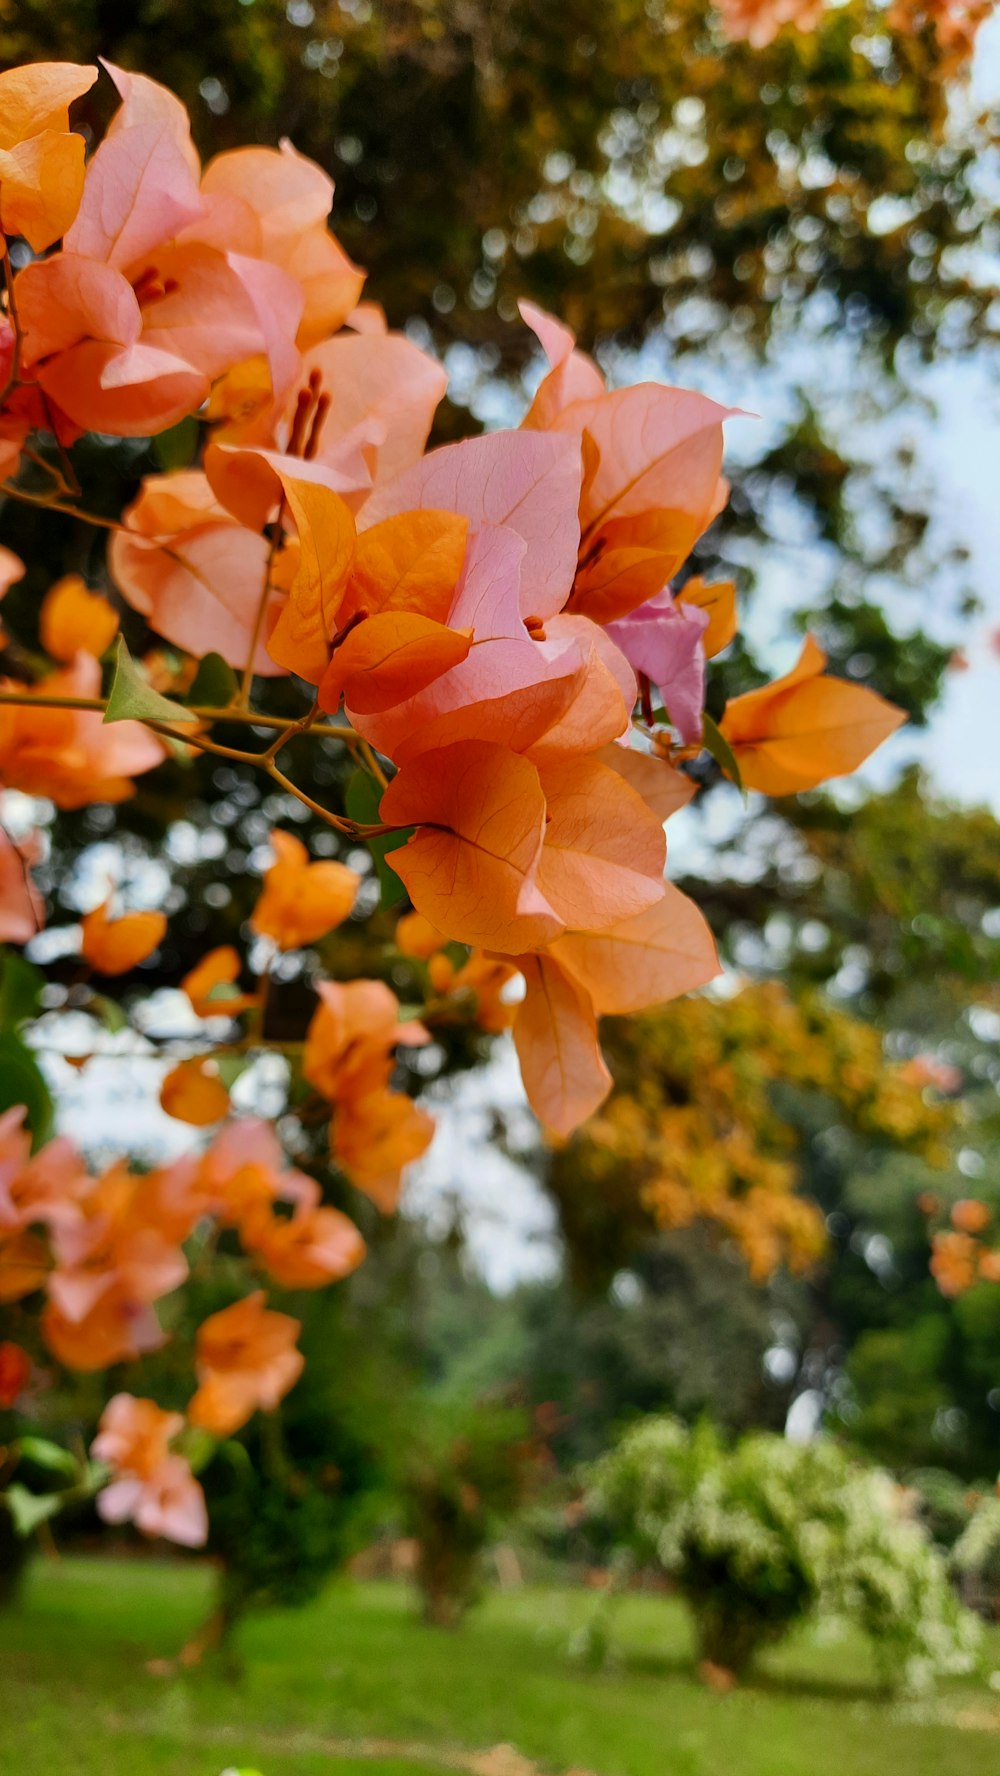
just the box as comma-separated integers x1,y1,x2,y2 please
182,946,258,1019
187,1292,303,1436
0,1340,31,1407
39,575,119,661
0,1227,50,1302
930,1230,979,1299
109,470,278,675
199,136,365,349
160,1059,230,1127
719,637,905,795
0,1115,84,1230
250,829,359,950
888,0,989,73
380,741,559,956
676,577,737,658
80,898,166,975
547,373,737,627
342,510,468,627
0,62,98,250
92,1391,182,1480
0,824,44,943
951,1198,990,1235
0,654,163,809
430,952,518,1034
42,1286,167,1372
333,1089,435,1214
899,1056,963,1094
262,476,358,684
303,979,428,1103
715,0,826,48
395,911,449,961
318,610,472,716
241,1195,366,1290
190,1118,321,1233
92,1393,207,1547
0,1111,82,1301
42,1160,187,1370
513,953,612,1139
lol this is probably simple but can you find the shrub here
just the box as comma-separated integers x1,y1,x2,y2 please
395,1398,534,1628
586,1416,979,1687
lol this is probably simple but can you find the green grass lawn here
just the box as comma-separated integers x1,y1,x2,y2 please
2,1557,1000,1776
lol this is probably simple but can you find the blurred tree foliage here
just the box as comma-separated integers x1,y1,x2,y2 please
543,979,953,1293
685,767,1000,1012
3,0,991,366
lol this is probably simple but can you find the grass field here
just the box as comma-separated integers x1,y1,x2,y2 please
3,1557,1000,1776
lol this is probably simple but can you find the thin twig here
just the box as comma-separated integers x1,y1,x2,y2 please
38,391,81,497
358,738,388,791
0,687,357,742
143,720,264,766
21,445,76,499
261,694,320,764
0,480,122,532
265,759,359,836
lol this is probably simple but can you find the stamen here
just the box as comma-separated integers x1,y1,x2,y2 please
287,386,314,459
303,392,330,461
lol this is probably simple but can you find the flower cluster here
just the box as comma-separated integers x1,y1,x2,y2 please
0,1102,371,1541
0,1107,363,1373
0,60,919,1556
716,0,990,66
925,1196,1000,1297
0,61,909,1141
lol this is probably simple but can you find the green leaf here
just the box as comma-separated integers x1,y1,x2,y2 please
701,711,745,796
14,1438,78,1479
0,1033,53,1146
104,635,197,727
90,994,129,1034
215,1053,248,1090
177,1426,218,1476
345,767,411,909
153,415,199,471
0,952,44,1031
187,651,238,710
3,1483,62,1537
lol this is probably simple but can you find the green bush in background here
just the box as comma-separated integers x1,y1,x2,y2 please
586,1416,980,1687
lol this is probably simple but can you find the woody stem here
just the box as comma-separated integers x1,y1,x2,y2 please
0,690,410,840
263,759,361,837
261,695,320,764
0,479,123,532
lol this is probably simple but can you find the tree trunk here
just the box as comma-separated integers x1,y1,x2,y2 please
691,1599,764,1679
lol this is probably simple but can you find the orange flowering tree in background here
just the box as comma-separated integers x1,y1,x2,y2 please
543,982,956,1293
0,56,916,1561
